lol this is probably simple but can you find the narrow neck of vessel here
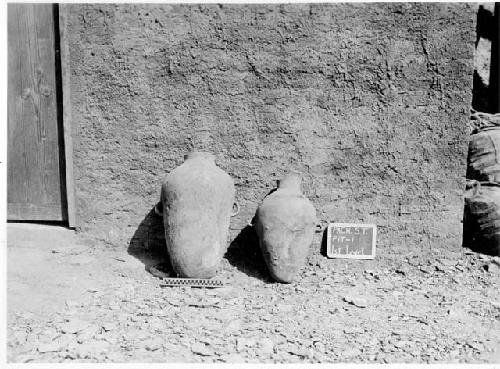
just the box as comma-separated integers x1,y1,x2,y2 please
278,172,302,193
184,151,215,163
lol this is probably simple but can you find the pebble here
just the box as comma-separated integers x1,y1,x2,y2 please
395,268,407,276
167,298,182,307
54,333,76,349
439,259,457,267
490,300,500,309
289,345,312,358
342,347,362,357
187,298,221,308
467,341,485,351
329,307,339,314
392,290,403,297
435,264,447,272
70,340,109,358
486,348,500,362
51,245,87,255
145,337,164,351
149,321,164,332
344,326,365,334
191,342,214,356
76,324,101,343
18,312,34,320
219,354,246,362
226,297,240,306
69,255,94,265
237,337,256,350
277,304,293,313
148,266,169,279
260,338,275,355
108,301,121,310
343,295,368,308
419,266,434,274
37,342,60,353
217,287,236,298
393,340,412,349
261,314,272,321
59,318,91,334
12,330,27,344
25,333,39,343
447,308,468,320
486,262,500,275
101,322,118,332
225,319,242,333
65,300,80,308
93,340,112,352
15,354,38,363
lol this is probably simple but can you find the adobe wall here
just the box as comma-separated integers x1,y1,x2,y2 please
66,3,476,254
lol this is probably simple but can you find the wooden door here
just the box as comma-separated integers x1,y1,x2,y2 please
8,4,67,221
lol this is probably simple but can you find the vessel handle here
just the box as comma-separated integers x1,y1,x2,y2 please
231,202,240,217
154,202,163,217
473,181,480,197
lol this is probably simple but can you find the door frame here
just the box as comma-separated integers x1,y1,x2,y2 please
58,4,76,228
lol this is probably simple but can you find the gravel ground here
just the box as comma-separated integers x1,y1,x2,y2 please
6,224,500,363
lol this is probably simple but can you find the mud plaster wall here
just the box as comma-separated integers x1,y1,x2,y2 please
67,3,475,254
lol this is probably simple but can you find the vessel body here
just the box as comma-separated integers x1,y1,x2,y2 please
161,152,235,278
255,172,317,283
464,182,500,256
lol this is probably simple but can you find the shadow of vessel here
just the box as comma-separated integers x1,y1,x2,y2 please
224,224,272,283
127,205,175,277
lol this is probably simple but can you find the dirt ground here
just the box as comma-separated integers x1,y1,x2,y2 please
6,222,500,363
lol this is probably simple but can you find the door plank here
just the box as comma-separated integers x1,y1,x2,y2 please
8,4,65,221
8,203,64,221
58,4,77,227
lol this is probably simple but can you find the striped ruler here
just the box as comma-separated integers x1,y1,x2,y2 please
160,278,225,288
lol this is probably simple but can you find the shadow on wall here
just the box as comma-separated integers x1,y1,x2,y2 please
476,5,495,46
462,223,500,256
463,187,500,256
127,206,175,276
224,224,271,283
472,70,491,113
223,187,281,282
127,204,272,281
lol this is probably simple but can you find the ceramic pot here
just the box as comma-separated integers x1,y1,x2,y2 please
161,151,235,278
467,127,500,183
464,180,500,256
467,111,500,183
255,172,317,283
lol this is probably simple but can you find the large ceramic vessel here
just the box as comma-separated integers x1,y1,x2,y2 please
161,152,235,278
467,112,500,183
464,180,500,256
467,128,500,183
255,171,317,283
